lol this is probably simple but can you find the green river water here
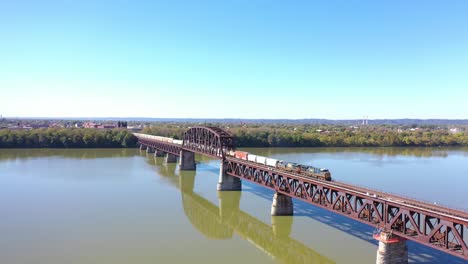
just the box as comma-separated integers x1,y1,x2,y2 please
0,147,467,264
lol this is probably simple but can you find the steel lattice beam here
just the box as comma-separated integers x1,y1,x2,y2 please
182,126,234,158
137,138,181,156
224,157,468,260
134,129,468,260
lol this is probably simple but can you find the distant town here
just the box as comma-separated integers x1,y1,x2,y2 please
0,117,466,133
1,117,467,148
0,118,143,131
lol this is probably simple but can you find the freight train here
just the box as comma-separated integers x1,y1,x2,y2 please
228,151,332,181
134,133,183,145
135,134,332,181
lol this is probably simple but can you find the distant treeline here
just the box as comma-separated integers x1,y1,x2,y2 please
0,128,137,148
1,124,467,148
141,124,468,147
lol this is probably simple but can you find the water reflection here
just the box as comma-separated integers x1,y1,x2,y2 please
0,148,137,161
144,152,467,264
1,147,467,162
142,155,335,264
244,147,468,158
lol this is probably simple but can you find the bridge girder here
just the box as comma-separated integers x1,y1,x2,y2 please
183,126,235,158
224,157,468,260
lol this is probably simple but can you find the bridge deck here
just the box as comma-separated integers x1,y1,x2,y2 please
135,132,468,260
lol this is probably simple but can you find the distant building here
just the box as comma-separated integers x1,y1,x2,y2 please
83,122,117,129
83,122,99,128
30,124,49,129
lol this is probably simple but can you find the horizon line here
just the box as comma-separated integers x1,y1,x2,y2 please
2,116,468,121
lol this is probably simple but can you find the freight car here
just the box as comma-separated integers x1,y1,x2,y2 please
230,151,332,181
134,133,179,144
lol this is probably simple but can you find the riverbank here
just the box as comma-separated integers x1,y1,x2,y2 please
0,128,137,148
2,125,468,148
141,125,468,148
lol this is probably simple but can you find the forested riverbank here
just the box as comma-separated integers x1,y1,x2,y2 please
141,124,468,147
0,128,137,148
1,124,467,148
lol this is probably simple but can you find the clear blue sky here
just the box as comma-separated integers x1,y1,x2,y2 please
1,0,467,119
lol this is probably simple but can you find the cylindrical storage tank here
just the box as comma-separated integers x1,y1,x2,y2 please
247,154,257,162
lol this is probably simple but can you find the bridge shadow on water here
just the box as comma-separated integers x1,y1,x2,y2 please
144,155,335,264
243,179,466,264
142,154,465,264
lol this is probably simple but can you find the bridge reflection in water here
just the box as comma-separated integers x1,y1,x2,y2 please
145,153,335,264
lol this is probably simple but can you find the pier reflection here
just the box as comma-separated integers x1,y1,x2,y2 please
246,146,468,158
146,155,335,264
0,148,137,161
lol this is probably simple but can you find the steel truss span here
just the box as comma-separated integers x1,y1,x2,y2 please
137,138,181,156
224,157,468,260
134,128,467,260
183,126,235,158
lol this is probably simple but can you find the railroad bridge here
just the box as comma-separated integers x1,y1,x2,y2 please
145,159,335,263
134,127,468,263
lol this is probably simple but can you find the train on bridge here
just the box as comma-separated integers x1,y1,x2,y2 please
134,133,332,181
134,133,183,145
228,150,332,181
134,128,468,260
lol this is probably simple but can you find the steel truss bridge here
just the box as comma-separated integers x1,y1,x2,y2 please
135,126,468,260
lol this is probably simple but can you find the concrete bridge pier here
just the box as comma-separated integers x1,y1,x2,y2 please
146,146,154,153
139,144,147,151
217,161,241,191
155,150,165,157
165,153,177,163
179,150,196,170
375,232,408,264
271,192,293,216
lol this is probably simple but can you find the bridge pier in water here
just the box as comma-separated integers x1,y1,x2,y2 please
179,150,196,170
165,153,177,163
375,232,408,264
134,129,468,260
271,192,294,216
146,147,154,153
217,161,241,191
154,150,165,157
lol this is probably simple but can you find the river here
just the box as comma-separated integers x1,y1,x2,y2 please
0,147,467,264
